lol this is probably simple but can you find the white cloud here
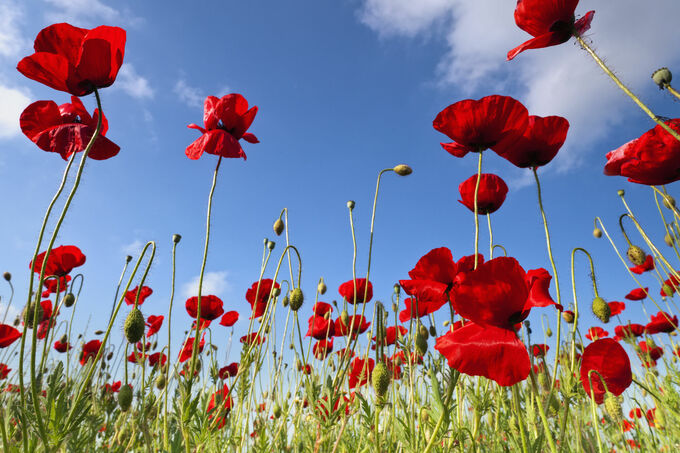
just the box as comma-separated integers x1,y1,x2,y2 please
173,79,205,109
0,1,30,58
43,0,143,27
116,63,154,100
0,84,31,139
0,302,19,324
121,239,144,257
181,271,231,299
358,0,680,173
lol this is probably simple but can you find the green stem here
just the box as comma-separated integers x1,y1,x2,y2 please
473,152,482,269
164,237,180,450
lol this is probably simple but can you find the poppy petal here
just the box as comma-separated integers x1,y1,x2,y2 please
507,31,572,61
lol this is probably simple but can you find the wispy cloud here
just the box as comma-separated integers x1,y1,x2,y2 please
181,271,231,299
0,1,30,58
116,63,154,100
173,79,205,109
43,0,143,28
121,239,144,257
0,83,31,139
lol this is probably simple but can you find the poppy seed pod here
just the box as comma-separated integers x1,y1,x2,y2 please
652,67,673,89
273,218,284,236
117,384,133,411
273,403,282,418
2,272,10,281
626,246,647,266
346,200,355,210
593,228,603,238
63,293,75,307
289,288,304,311
372,362,391,398
172,234,182,244
124,308,145,344
317,278,327,295
393,164,412,176
592,297,611,324
418,324,429,340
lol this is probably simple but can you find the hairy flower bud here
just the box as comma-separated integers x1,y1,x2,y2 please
282,295,289,307
415,333,428,356
604,393,623,424
662,283,674,297
273,403,282,418
592,297,611,323
63,293,75,307
393,164,412,176
626,245,647,266
289,288,304,311
317,278,327,295
652,67,673,89
419,324,429,340
267,240,275,250
617,189,625,197
124,308,145,344
593,228,603,239
340,310,349,327
273,218,284,236
372,362,391,398
118,384,133,411
546,328,553,338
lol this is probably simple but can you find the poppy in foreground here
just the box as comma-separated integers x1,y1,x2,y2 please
17,23,126,96
31,245,86,278
20,97,120,160
125,286,153,306
80,339,102,365
458,173,509,215
433,95,529,158
186,94,259,160
580,338,632,404
0,325,22,348
338,278,373,304
494,115,569,168
185,295,224,321
507,0,595,61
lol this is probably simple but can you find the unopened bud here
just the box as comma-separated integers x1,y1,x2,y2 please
94,330,104,335
664,195,676,210
604,393,623,423
172,234,182,244
126,255,133,263
418,325,429,340
546,328,553,338
592,297,611,324
2,272,11,282
665,233,675,247
652,67,673,89
282,295,289,307
273,218,284,236
593,228,603,239
372,362,391,397
289,288,304,311
662,283,674,297
617,189,625,197
415,334,428,356
63,293,75,307
22,302,43,328
562,311,575,324
124,308,145,344
317,278,327,295
429,325,436,337
393,284,400,295
627,245,647,266
155,374,166,390
392,303,398,313
393,164,412,176
347,200,355,210
340,310,349,326
267,240,275,250
118,384,133,411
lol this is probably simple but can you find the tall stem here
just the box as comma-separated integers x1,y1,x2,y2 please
164,237,180,450
473,152,483,269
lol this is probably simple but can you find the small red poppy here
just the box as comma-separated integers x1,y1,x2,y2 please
638,341,663,362
532,344,549,357
218,362,239,379
103,381,121,393
630,255,654,275
17,23,126,96
580,338,632,404
494,115,569,168
178,335,205,362
334,315,370,338
240,332,266,346
373,326,407,347
20,97,119,161
313,339,334,360
646,311,678,334
585,326,609,341
185,295,224,321
80,339,102,365
348,357,374,389
605,119,680,185
124,286,153,306
507,0,595,61
147,352,167,367
625,288,648,301
53,339,71,352
219,310,239,327
207,385,233,429
0,325,21,348
42,275,70,295
338,278,373,304
306,315,335,340
433,95,529,158
608,301,625,316
246,279,280,318
0,364,10,380
312,302,333,316
145,315,164,337
614,323,645,339
458,174,509,215
186,94,259,160
31,245,85,277
127,351,144,363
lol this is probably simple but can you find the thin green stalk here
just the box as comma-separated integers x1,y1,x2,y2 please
473,152,482,269
164,236,180,450
512,385,529,453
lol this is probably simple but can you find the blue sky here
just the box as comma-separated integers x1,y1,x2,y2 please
1,0,680,374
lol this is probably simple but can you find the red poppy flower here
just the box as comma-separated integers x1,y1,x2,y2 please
630,255,654,275
80,339,102,365
246,279,279,318
17,23,126,96
53,339,71,352
338,278,373,304
31,245,85,277
124,286,153,306
36,318,55,340
145,315,163,337
334,315,370,338
185,295,224,321
316,394,351,420
313,339,334,360
104,381,121,393
433,95,529,158
629,408,643,419
625,288,648,301
398,280,449,322
127,351,144,363
646,311,678,334
525,268,560,309
186,94,259,160
646,408,657,428
0,325,21,348
373,325,407,347
580,338,632,404
178,335,205,362
207,385,233,429
348,357,374,389
615,323,645,339
638,341,663,361
605,119,680,185
135,341,151,352
608,301,626,316
585,326,609,341
532,344,549,357
507,0,595,61
191,319,212,330
219,310,239,327
494,115,569,168
20,97,119,161
147,352,167,367
407,247,459,288
240,332,266,346
458,173,509,215
312,302,333,316
306,315,335,340
42,275,71,296
218,362,239,379
0,364,10,380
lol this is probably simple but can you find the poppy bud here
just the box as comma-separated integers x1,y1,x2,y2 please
340,310,349,326
126,255,133,263
2,272,10,281
347,200,355,210
665,233,675,247
172,234,182,244
415,333,428,356
282,295,289,307
12,317,19,327
63,293,75,307
443,320,450,327
652,67,672,89
267,240,275,250
562,311,575,324
662,283,674,297
655,408,666,429
617,190,625,197
392,303,398,313
626,246,647,266
372,362,391,398
393,164,412,176
429,325,437,337
537,371,548,391
317,278,327,295
663,195,676,209
546,328,553,338
273,218,284,236
273,403,282,418
106,351,114,361
155,374,166,390
393,284,400,295
117,384,133,411
604,393,623,423
124,308,145,344
289,288,304,311
592,297,611,324
593,228,603,238
22,302,43,328
418,325,429,340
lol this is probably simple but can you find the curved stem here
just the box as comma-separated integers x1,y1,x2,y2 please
473,152,483,269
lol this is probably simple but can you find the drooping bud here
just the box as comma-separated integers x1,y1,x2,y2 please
429,325,437,338
562,311,575,324
273,403,282,418
59,334,68,344
603,393,623,424
346,200,355,210
2,272,11,282
63,293,75,307
94,330,104,335
393,284,400,295
118,384,133,411
172,234,182,244
626,246,647,266
592,297,611,323
282,295,289,307
106,351,114,361
372,362,391,398
22,302,43,329
273,218,284,236
666,233,675,247
317,278,327,295
289,288,304,311
393,164,412,176
592,228,603,239
124,308,145,344
546,328,553,338
652,67,673,89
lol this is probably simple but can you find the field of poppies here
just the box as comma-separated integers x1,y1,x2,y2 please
3,0,680,452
